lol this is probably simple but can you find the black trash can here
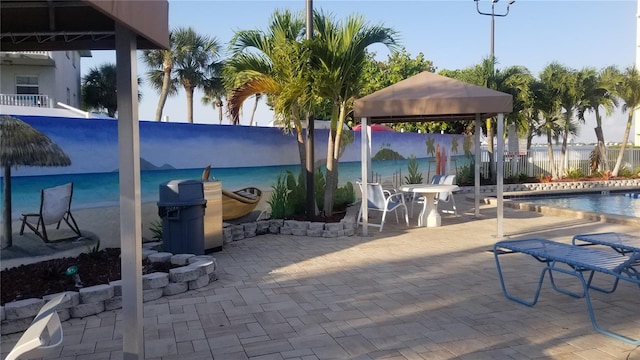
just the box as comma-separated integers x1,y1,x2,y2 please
158,180,206,255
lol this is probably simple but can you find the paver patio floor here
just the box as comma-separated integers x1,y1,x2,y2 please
2,198,639,359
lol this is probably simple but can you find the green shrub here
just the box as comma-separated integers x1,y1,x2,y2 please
565,168,585,180
619,166,634,178
268,172,291,219
404,155,423,184
334,181,356,210
149,220,163,241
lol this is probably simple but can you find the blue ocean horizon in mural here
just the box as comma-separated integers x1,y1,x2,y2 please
1,116,472,219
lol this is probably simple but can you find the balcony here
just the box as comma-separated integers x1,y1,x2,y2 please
0,94,52,108
0,51,54,66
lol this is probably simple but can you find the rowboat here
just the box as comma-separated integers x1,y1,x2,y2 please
222,187,262,221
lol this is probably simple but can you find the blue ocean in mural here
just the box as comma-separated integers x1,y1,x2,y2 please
3,156,473,220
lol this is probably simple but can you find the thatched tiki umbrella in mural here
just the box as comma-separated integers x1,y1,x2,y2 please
0,115,71,248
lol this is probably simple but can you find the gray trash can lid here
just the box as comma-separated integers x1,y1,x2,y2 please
159,179,205,205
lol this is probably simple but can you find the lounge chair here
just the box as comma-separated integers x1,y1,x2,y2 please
494,238,640,345
4,293,68,360
20,182,81,242
356,181,409,232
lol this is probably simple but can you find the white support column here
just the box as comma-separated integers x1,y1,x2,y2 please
116,24,143,359
474,114,481,218
360,117,369,236
635,0,640,146
496,113,504,239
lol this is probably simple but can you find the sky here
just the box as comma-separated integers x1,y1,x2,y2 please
81,0,637,144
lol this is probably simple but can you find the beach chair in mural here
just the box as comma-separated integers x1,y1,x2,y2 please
494,238,640,345
356,181,409,232
20,182,81,242
4,293,68,360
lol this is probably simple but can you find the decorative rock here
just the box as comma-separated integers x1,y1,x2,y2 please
70,301,105,318
110,280,123,296
163,282,189,296
188,275,210,290
231,225,245,241
209,272,218,282
1,317,32,335
189,260,215,275
279,227,292,235
0,306,4,321
291,228,307,236
43,291,79,309
324,223,343,232
323,229,339,238
243,222,257,238
307,229,324,237
4,298,43,320
223,227,233,244
148,252,172,263
308,222,325,231
57,309,70,322
105,296,122,311
188,255,215,264
344,227,356,236
143,288,164,302
169,266,200,283
142,272,170,289
79,284,114,304
171,253,195,265
142,248,158,260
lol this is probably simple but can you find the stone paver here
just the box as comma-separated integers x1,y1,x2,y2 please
2,197,640,359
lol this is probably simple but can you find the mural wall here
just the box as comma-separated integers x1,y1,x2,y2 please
1,115,473,218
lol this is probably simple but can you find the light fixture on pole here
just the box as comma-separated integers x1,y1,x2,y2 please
474,0,515,61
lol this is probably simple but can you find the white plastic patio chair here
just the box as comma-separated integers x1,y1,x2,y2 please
4,293,68,360
356,181,409,232
436,175,457,215
20,182,81,243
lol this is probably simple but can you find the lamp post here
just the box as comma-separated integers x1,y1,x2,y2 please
474,0,515,62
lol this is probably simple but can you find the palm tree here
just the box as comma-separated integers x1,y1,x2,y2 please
82,63,118,117
173,27,223,123
536,67,566,179
577,66,621,172
82,63,143,118
201,74,227,124
612,66,640,176
311,11,398,215
249,94,262,126
142,30,179,121
226,9,308,162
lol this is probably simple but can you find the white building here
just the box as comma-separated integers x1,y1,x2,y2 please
0,50,91,111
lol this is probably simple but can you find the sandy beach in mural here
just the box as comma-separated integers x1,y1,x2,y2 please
2,192,275,270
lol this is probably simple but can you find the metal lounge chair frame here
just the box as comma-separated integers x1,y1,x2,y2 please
356,181,409,232
494,238,640,345
4,293,68,360
20,182,81,242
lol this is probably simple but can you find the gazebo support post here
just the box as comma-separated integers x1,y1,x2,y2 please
360,117,369,236
116,24,144,359
497,113,504,238
474,114,481,218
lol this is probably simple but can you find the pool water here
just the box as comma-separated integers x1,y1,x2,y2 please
518,192,640,218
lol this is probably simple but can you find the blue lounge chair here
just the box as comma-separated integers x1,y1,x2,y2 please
494,238,640,345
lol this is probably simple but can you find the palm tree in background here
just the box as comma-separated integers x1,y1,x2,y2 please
311,11,398,215
82,63,142,118
577,66,621,172
201,66,227,124
612,66,640,176
142,30,179,121
536,67,566,179
549,63,582,176
249,94,262,126
173,27,223,123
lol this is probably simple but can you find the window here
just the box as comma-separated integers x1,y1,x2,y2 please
16,75,39,95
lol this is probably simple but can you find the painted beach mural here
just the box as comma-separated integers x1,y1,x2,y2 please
1,115,473,219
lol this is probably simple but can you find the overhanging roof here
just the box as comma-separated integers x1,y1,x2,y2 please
0,0,169,51
353,71,513,123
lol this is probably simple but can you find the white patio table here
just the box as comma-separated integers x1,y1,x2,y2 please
399,184,460,227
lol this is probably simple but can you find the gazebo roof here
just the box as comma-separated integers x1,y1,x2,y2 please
0,0,169,51
353,71,513,123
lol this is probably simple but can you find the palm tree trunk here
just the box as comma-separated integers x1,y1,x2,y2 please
593,109,609,172
249,94,260,126
186,86,194,123
611,113,634,176
560,126,568,178
155,68,172,121
217,99,223,124
2,165,12,248
547,131,558,180
323,106,341,216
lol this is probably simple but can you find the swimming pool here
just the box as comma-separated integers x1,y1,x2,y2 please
513,192,640,218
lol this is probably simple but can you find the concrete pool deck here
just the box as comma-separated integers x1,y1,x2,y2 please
1,195,639,359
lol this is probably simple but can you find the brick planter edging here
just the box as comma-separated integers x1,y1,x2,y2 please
0,252,218,335
457,179,640,194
